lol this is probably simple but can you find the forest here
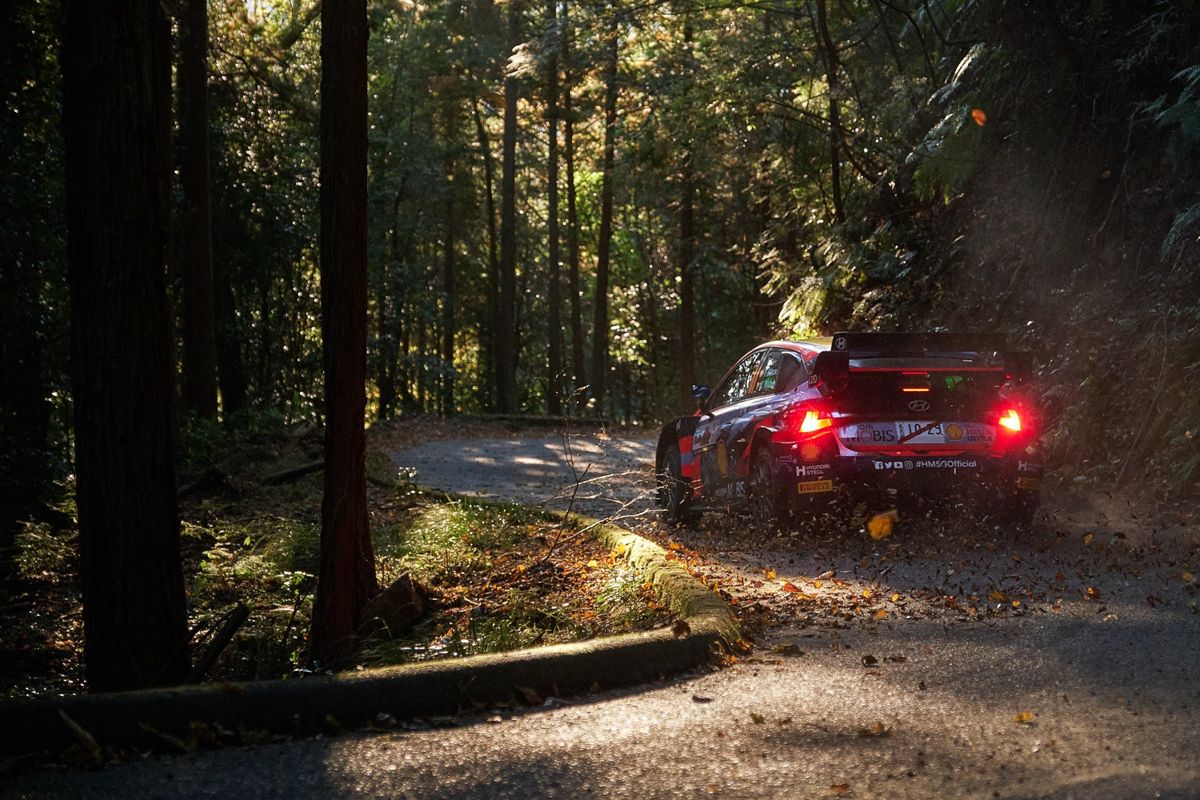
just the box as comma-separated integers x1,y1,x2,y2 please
2,0,1199,695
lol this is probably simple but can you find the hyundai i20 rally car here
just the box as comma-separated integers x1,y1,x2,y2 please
655,333,1043,526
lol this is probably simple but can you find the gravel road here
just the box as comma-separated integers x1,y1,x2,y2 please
6,432,1199,799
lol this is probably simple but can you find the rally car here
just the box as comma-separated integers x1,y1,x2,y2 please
655,332,1043,526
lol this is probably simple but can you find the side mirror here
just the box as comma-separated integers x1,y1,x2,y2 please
691,384,711,407
810,351,849,392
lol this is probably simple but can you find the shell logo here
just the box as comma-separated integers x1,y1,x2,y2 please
946,423,964,441
800,442,822,462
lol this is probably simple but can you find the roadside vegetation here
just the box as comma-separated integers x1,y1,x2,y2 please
0,417,671,700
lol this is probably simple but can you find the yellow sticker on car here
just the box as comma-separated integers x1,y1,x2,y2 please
797,480,834,494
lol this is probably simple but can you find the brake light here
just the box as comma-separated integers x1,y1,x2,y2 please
799,409,832,433
998,409,1022,433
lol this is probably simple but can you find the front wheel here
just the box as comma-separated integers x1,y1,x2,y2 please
657,446,697,525
748,446,789,527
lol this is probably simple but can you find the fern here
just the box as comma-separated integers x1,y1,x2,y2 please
1161,204,1200,259
1156,65,1200,141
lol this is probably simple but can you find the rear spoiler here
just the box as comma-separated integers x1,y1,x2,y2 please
812,332,1032,389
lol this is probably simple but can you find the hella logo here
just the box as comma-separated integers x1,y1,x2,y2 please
907,399,931,412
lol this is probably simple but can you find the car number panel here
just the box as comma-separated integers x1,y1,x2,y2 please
841,421,995,447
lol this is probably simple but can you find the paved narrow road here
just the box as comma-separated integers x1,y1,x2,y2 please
7,432,1199,799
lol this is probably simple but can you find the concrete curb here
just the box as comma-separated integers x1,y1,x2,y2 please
0,493,739,755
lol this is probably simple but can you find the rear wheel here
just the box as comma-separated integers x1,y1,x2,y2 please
749,446,789,527
658,446,697,525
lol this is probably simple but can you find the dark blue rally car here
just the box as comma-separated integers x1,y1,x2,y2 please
655,332,1043,525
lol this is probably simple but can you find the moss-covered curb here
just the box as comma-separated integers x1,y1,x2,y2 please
0,492,738,755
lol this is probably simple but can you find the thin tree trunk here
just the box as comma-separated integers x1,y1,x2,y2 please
472,100,500,412
378,189,405,421
814,0,845,224
590,13,620,416
311,0,376,666
562,0,586,410
212,252,248,414
544,0,563,416
440,104,457,417
677,15,696,415
177,0,218,419
495,2,521,413
62,0,188,691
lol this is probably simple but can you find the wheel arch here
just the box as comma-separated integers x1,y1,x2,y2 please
656,415,699,469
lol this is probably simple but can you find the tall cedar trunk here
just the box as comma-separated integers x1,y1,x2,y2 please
62,0,188,691
562,1,586,409
544,0,563,416
677,16,697,415
472,100,499,411
590,15,619,415
495,3,521,413
440,104,456,416
177,0,218,418
814,0,845,223
311,0,376,665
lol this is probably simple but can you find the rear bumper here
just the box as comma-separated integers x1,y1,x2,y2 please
773,439,1043,498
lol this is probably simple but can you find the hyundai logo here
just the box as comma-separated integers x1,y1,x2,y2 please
907,399,931,412
833,336,847,351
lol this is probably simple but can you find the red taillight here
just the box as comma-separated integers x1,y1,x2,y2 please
998,409,1022,433
799,409,832,434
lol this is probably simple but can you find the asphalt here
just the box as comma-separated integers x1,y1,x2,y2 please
5,432,1199,799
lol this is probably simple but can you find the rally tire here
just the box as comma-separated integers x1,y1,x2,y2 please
749,446,789,528
658,446,698,525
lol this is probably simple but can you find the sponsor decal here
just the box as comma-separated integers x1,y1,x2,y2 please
796,463,831,477
716,441,729,477
946,423,964,441
800,442,822,462
1016,476,1041,490
907,399,931,412
872,458,978,470
1017,460,1042,474
797,479,834,494
833,336,847,351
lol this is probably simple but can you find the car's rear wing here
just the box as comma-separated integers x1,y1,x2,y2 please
813,332,1032,390
829,332,1008,357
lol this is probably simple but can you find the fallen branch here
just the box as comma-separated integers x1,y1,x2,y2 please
189,603,250,683
261,460,324,485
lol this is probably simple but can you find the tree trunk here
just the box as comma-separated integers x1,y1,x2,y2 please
62,0,188,692
440,103,457,417
677,16,697,415
472,100,499,412
177,0,218,419
311,0,376,666
562,8,586,409
544,0,563,416
590,14,620,416
212,254,248,414
495,2,521,413
814,0,845,224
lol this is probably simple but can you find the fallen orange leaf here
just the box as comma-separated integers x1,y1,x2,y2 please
867,509,899,540
971,108,987,126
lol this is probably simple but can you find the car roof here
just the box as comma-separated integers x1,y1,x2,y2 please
755,338,831,354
